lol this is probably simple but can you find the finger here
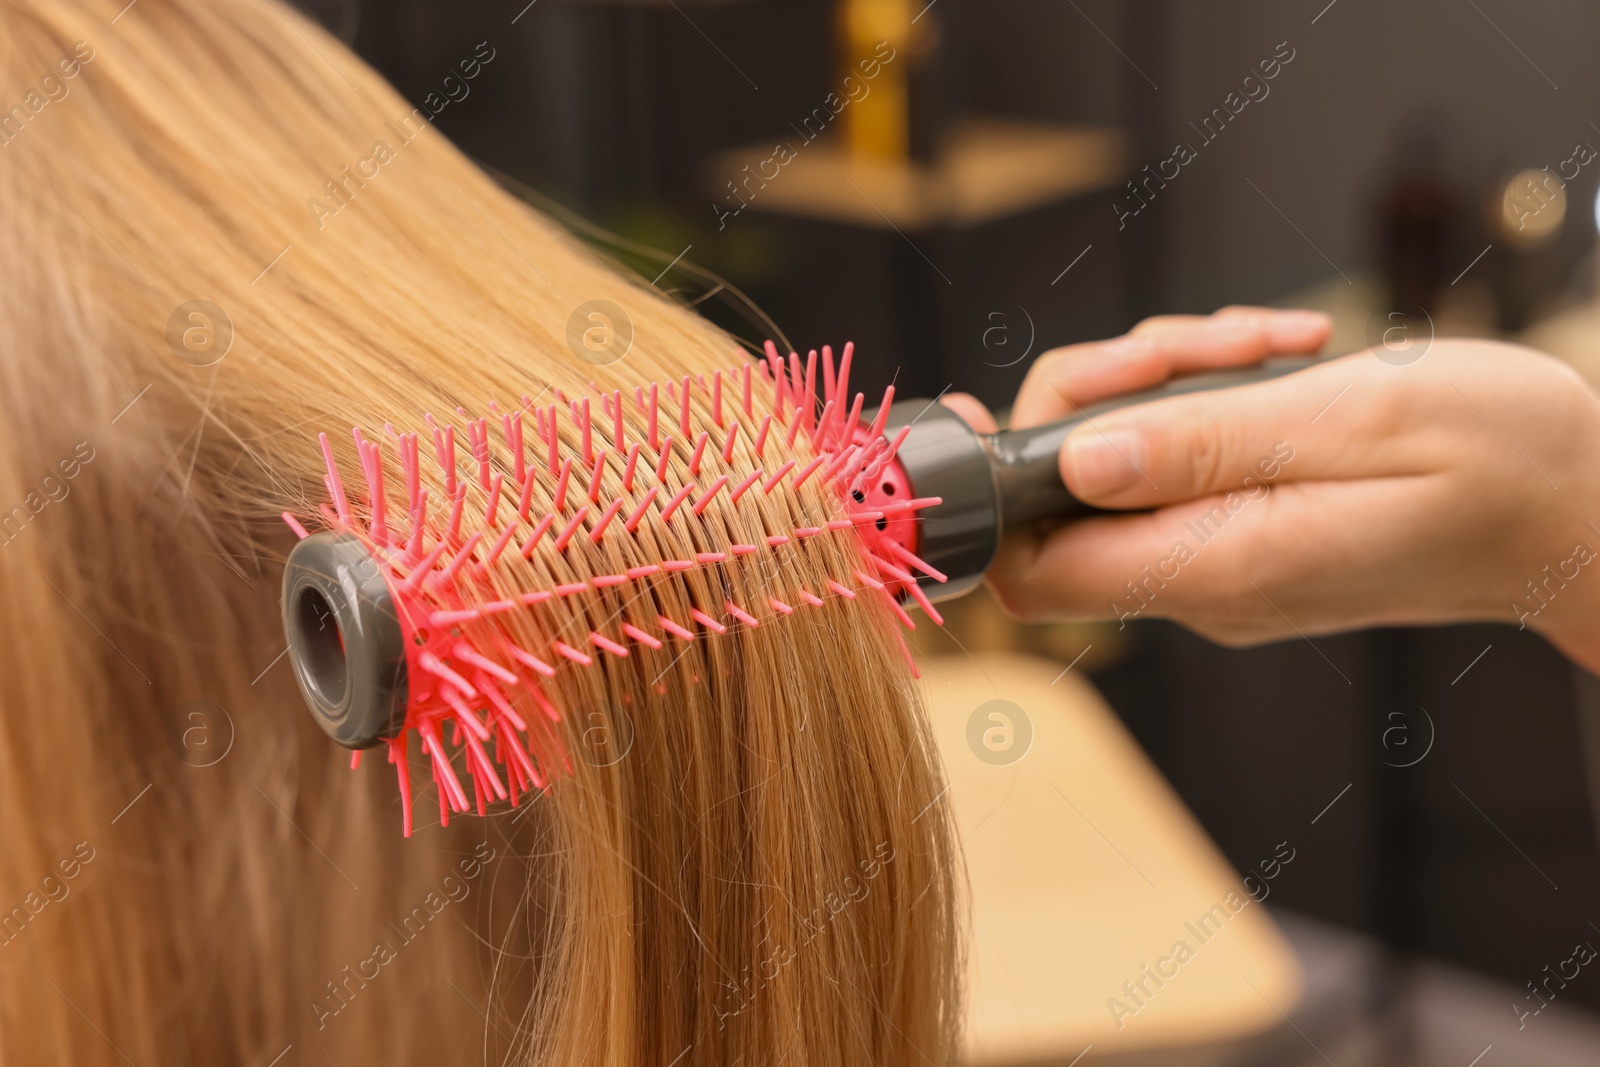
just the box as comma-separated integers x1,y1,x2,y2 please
987,493,1277,625
1012,335,1168,428
1130,307,1330,372
987,503,1227,623
1223,305,1333,354
987,476,1433,634
1058,355,1381,509
939,392,998,435
1129,305,1321,332
1123,306,1316,335
1013,309,1331,429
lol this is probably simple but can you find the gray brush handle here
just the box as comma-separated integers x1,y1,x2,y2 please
879,355,1323,599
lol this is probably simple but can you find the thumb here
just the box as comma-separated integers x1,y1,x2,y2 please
1059,367,1345,508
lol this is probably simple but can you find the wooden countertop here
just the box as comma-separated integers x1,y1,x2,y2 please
922,652,1302,1064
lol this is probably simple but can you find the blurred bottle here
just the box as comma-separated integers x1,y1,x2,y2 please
837,0,946,164
1375,123,1461,317
838,0,911,160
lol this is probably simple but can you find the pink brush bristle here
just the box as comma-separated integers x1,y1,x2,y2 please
287,344,945,835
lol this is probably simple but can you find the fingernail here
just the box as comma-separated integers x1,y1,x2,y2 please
1067,429,1146,497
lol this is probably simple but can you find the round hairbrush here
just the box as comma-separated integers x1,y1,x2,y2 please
281,344,945,834
281,344,1312,833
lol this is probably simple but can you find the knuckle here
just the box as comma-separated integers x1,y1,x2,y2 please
1187,595,1276,647
987,575,1043,622
1195,620,1267,648
1539,363,1600,457
1537,353,1596,410
1019,348,1069,397
1027,346,1069,376
985,545,1045,621
1173,417,1232,494
1365,373,1412,431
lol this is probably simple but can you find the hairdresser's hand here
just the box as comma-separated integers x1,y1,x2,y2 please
957,309,1600,674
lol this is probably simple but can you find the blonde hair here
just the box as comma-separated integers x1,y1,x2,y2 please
0,1,961,1063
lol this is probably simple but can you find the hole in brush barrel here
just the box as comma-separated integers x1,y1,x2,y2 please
293,585,348,708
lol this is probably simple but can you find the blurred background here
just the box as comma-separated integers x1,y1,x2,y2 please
300,0,1600,1062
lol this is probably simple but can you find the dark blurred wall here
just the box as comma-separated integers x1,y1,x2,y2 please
1095,621,1600,1013
1124,0,1600,310
342,0,1600,316
351,0,832,217
962,0,1123,128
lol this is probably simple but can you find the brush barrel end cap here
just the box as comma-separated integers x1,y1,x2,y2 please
281,532,408,749
878,400,1001,598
